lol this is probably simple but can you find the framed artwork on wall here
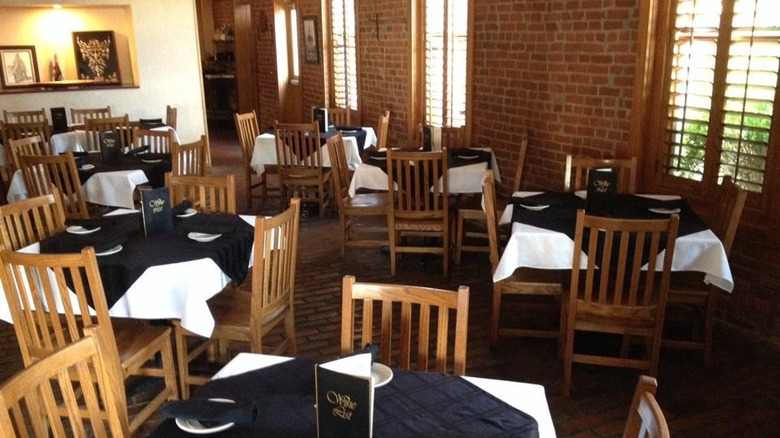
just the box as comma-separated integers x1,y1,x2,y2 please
72,30,121,83
303,16,320,64
0,45,39,87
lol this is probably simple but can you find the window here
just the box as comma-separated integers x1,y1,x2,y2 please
287,4,300,80
423,0,469,127
330,0,357,111
662,0,780,193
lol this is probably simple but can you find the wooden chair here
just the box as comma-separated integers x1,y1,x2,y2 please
454,130,528,264
174,198,300,398
0,326,131,438
623,375,670,438
0,121,50,153
171,135,207,176
0,191,66,251
376,110,390,150
564,155,638,193
275,121,331,218
326,133,388,255
166,104,178,130
561,210,679,397
387,148,449,276
6,135,48,174
19,152,89,220
70,106,111,126
165,173,237,214
484,170,566,346
84,115,132,152
441,125,466,149
663,176,747,367
311,106,350,126
341,275,470,375
134,127,174,154
3,108,46,124
0,247,178,434
235,110,275,209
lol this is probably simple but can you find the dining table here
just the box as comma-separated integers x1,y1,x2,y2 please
49,124,179,154
348,147,503,197
5,150,171,209
251,126,377,175
151,352,557,438
494,191,734,293
0,209,256,337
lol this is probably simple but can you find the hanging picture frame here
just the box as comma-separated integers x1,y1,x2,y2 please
72,30,121,83
0,45,39,87
303,16,320,64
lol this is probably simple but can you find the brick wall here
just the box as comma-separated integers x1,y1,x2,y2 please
472,0,638,195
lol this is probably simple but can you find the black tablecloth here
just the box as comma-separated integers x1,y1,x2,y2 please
39,213,254,309
77,152,171,188
151,358,539,438
267,127,369,155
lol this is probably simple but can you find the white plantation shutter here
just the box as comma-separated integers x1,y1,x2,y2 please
664,0,780,193
331,0,357,111
424,0,468,127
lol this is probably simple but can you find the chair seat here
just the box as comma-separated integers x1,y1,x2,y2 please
501,268,567,295
208,285,290,339
345,192,387,211
112,319,175,367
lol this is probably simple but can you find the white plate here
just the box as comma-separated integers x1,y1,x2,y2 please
175,398,235,435
66,225,101,235
370,155,387,161
80,164,95,170
648,207,681,214
519,204,549,211
95,245,122,257
456,155,480,160
574,190,587,199
141,159,162,163
371,363,393,388
177,208,197,218
188,232,222,243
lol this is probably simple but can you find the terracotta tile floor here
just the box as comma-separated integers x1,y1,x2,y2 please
1,120,778,437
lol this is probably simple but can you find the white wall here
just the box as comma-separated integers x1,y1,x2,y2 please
0,0,207,145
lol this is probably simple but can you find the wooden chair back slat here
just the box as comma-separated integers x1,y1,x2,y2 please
1,121,50,155
7,135,48,173
0,326,131,438
275,122,323,169
711,176,747,255
623,375,670,438
19,152,89,220
134,127,174,154
3,109,46,124
341,275,470,375
171,135,207,176
166,173,236,214
387,149,448,216
70,106,111,125
326,133,350,205
84,115,131,152
440,126,466,149
0,192,66,252
564,155,638,193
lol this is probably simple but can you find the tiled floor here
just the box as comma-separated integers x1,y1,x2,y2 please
1,121,778,437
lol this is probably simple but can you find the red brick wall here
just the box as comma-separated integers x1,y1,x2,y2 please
471,0,639,195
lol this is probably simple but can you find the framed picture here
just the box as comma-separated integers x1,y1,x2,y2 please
72,30,121,83
303,16,320,64
0,45,39,87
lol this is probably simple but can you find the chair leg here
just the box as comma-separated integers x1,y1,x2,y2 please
490,284,502,348
455,211,464,265
703,289,718,368
173,322,191,399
